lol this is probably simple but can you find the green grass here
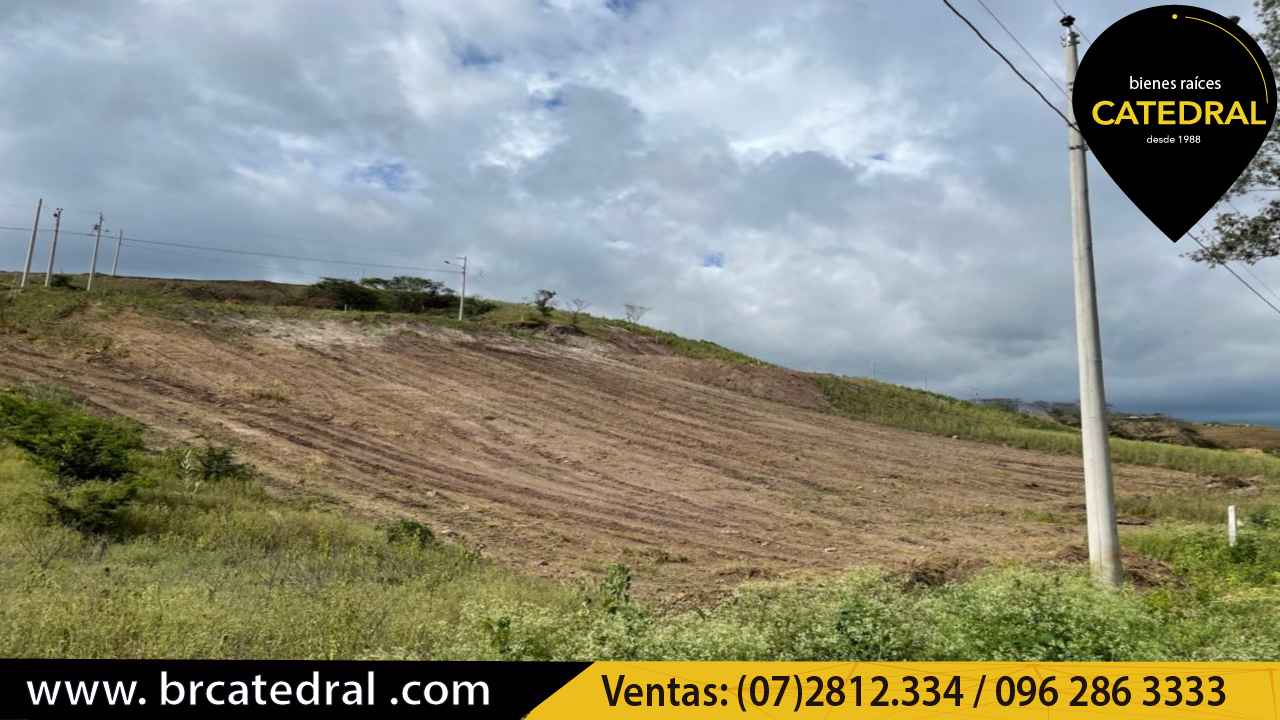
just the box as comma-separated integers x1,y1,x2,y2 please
1118,488,1280,525
0,278,763,368
590,319,766,365
818,375,1280,481
0,390,1277,660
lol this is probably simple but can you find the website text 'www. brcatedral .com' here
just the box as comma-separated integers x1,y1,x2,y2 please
27,671,489,709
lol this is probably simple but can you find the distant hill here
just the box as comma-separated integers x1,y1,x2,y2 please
975,398,1280,455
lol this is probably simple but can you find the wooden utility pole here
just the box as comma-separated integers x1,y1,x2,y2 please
87,213,103,292
44,208,62,287
1064,17,1122,586
111,228,123,276
20,198,42,288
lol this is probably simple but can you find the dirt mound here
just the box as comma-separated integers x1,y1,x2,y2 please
1052,545,1177,588
0,313,1197,597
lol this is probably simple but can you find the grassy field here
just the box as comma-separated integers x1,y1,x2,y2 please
1,384,1278,660
818,375,1280,482
0,274,762,364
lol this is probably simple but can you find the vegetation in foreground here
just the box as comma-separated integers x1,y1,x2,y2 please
1,385,1277,660
818,376,1280,482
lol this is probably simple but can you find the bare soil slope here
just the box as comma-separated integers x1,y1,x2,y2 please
0,313,1195,595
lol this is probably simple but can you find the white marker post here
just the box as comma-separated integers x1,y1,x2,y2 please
1228,505,1238,548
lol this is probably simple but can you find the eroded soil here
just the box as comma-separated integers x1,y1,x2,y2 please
0,314,1197,597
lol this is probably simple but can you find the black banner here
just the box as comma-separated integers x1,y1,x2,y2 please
1072,4,1277,241
0,659,589,718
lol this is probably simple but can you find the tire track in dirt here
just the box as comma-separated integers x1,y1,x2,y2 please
0,316,1197,594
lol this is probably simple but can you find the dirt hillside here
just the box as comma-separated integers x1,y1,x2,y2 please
0,312,1198,596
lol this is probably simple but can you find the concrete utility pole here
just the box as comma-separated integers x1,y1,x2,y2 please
1064,17,1123,587
445,255,468,320
111,228,123,276
458,255,467,321
88,213,103,292
44,208,62,287
20,198,42,288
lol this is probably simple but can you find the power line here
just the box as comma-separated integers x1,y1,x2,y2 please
940,0,1079,130
974,0,1067,96
121,236,461,275
1213,198,1280,305
0,224,462,276
1186,229,1280,319
943,0,1280,325
0,224,98,240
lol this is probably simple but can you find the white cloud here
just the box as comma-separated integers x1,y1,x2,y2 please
0,0,1274,422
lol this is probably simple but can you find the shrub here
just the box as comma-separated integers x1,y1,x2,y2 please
595,563,633,612
383,518,434,547
385,290,456,314
920,568,1162,660
304,279,381,311
1128,526,1280,589
460,297,497,318
532,289,557,317
0,391,143,485
43,478,140,535
188,445,250,483
833,589,929,660
0,387,145,536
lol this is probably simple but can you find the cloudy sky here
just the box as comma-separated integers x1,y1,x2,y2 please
2,0,1276,424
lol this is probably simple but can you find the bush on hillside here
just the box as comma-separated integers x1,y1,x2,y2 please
532,289,557,317
304,278,381,311
0,387,146,536
174,444,251,485
44,479,140,535
383,518,435,547
305,276,464,314
920,568,1162,660
0,391,143,485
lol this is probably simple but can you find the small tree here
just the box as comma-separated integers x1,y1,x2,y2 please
361,276,449,294
1190,1,1280,265
568,298,590,326
623,304,650,324
532,289,557,317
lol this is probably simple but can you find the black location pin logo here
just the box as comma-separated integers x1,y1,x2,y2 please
1072,5,1277,241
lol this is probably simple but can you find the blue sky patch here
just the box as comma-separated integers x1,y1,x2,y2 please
606,0,641,17
349,162,408,192
457,44,501,68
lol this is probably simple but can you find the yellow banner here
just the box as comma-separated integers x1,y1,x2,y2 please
531,662,1280,719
